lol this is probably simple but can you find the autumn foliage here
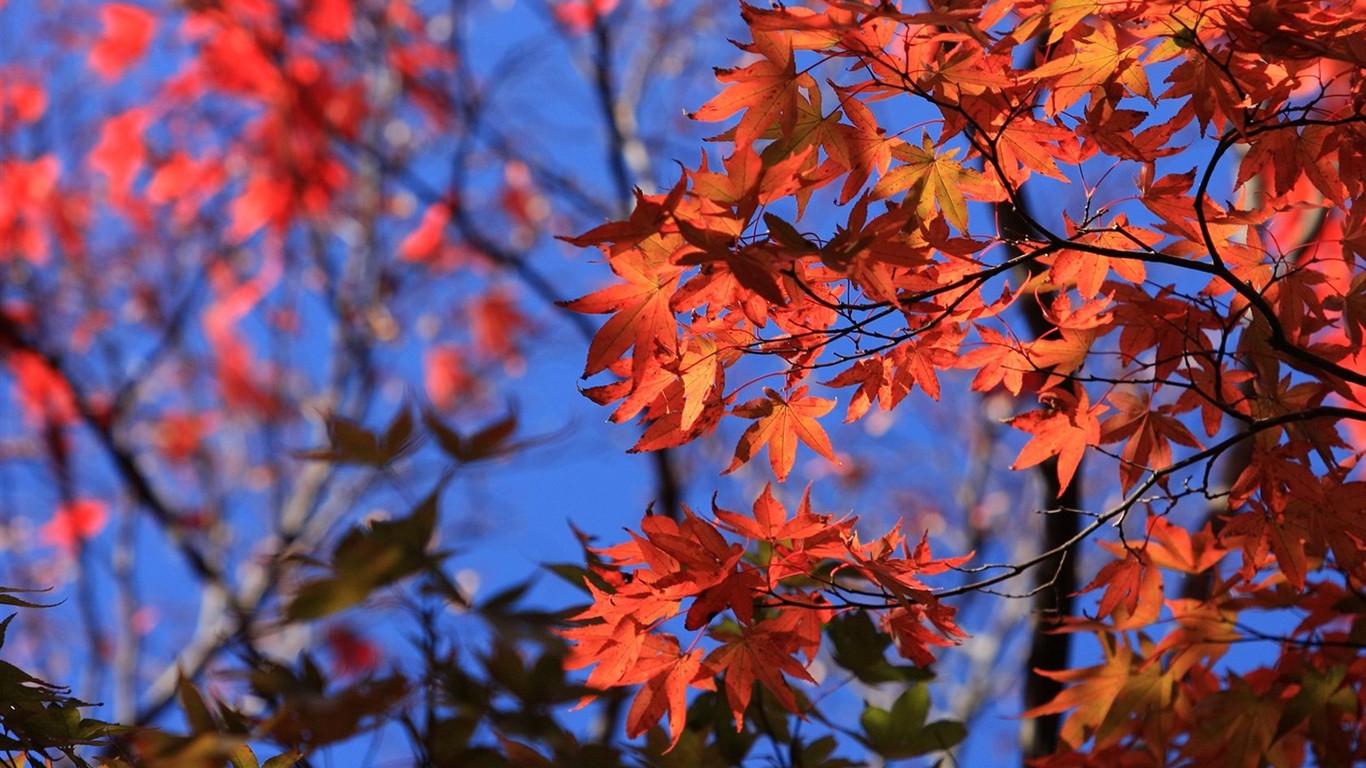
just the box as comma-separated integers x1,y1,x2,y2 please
560,0,1366,764
3,0,1366,765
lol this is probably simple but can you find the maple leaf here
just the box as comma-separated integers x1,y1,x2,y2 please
685,565,764,629
1006,387,1107,494
881,602,964,667
1023,636,1169,750
89,109,147,204
228,172,294,242
1221,498,1312,589
1048,215,1155,299
690,32,814,150
705,617,817,729
726,386,837,481
0,75,46,124
674,336,721,432
1079,548,1163,630
1174,354,1253,437
674,225,789,306
552,0,619,35
1185,675,1286,768
398,202,451,263
870,134,978,232
323,624,381,678
1149,598,1239,680
1024,327,1101,391
992,114,1079,186
559,249,682,382
564,613,676,694
711,483,829,544
303,0,353,42
713,485,852,585
623,648,712,751
423,345,476,411
1142,516,1226,576
1099,389,1202,491
823,85,900,204
469,289,530,365
88,3,155,81
203,252,284,414
822,355,897,422
40,499,109,551
560,180,687,251
147,152,223,212
8,349,79,427
956,325,1032,395
1025,21,1150,116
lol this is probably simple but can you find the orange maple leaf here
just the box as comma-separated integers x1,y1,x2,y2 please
1099,389,1202,492
559,249,682,382
712,483,830,543
705,617,817,730
1025,636,1171,750
726,386,837,481
1080,549,1163,630
1007,387,1106,494
690,32,814,149
870,133,978,232
1025,21,1150,116
957,325,1031,395
623,648,713,751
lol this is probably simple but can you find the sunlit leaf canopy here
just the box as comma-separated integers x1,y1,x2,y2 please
2,0,1366,765
562,0,1366,763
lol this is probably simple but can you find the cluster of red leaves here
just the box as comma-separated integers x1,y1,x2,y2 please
2,0,510,584
563,0,1366,761
1021,513,1366,766
40,498,110,551
562,485,967,749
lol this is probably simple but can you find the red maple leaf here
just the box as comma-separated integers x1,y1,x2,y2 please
424,345,477,411
89,109,147,204
88,3,155,81
40,499,109,551
324,624,381,678
705,617,817,730
726,386,838,481
398,202,451,263
552,0,619,34
559,249,681,383
622,648,712,751
1007,387,1107,494
303,0,353,42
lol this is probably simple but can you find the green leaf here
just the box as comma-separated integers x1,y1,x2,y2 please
828,612,930,684
296,407,419,466
891,683,930,733
860,684,964,759
285,489,443,621
177,673,218,734
908,720,967,753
